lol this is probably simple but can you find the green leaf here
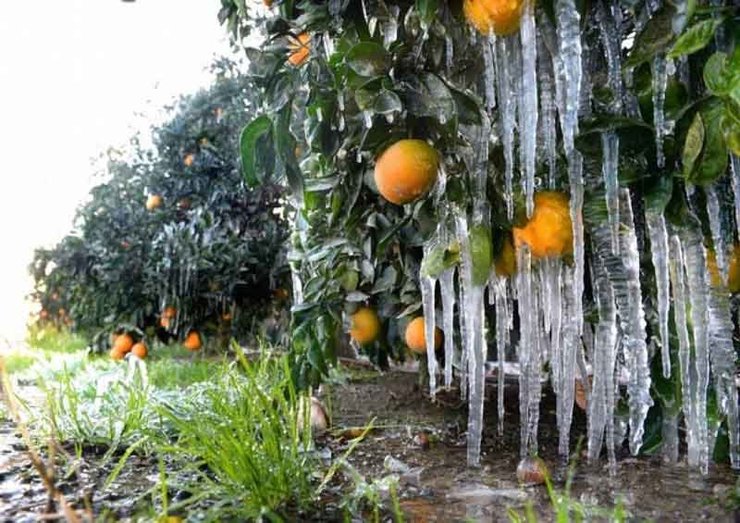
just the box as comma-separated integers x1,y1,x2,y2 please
420,241,461,278
703,52,732,95
373,89,403,115
682,112,704,180
667,18,723,59
239,116,273,187
625,4,677,68
416,0,439,26
644,175,674,214
401,72,456,122
345,42,390,77
691,101,728,185
470,225,493,286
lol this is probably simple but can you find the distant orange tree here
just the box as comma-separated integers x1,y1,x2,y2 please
30,58,290,348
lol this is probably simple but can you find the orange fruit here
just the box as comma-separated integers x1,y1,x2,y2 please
349,307,381,345
184,153,195,167
495,232,517,277
729,244,740,293
463,0,525,36
110,347,126,361
163,306,177,319
288,33,310,67
374,139,440,205
513,191,573,259
708,243,740,292
222,312,233,322
131,342,148,359
405,317,443,354
114,333,134,353
146,194,163,211
183,330,202,351
706,248,722,288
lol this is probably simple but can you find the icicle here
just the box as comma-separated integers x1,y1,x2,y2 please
678,224,710,473
482,38,496,111
592,190,651,455
652,55,668,168
445,33,454,73
457,264,469,401
556,264,578,457
291,264,304,305
597,0,623,113
669,234,705,469
494,35,518,220
706,184,729,284
516,245,540,457
587,253,618,467
455,213,487,466
381,5,399,48
555,0,584,334
493,277,509,435
707,285,739,469
519,0,538,217
602,131,620,254
420,242,439,398
440,268,456,389
556,0,582,153
645,212,671,377
537,37,557,189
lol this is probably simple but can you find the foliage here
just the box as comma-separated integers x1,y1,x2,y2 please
29,58,290,349
220,0,739,463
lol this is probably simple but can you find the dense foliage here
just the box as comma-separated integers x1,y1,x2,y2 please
30,59,290,348
219,0,738,460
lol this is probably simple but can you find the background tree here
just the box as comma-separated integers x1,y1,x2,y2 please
30,58,290,348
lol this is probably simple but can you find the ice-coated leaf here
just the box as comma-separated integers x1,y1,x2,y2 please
682,112,704,180
346,42,391,77
625,4,677,68
668,18,724,59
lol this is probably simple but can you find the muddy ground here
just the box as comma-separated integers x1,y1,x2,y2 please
1,371,738,522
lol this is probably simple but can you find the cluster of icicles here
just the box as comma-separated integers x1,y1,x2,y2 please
411,0,740,472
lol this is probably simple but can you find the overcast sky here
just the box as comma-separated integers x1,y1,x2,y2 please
0,0,232,342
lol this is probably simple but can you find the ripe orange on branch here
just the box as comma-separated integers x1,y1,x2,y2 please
349,307,381,345
374,139,440,205
464,0,525,36
146,194,163,211
288,32,310,66
405,317,443,354
513,191,573,259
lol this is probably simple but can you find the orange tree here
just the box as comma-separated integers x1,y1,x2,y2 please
220,0,739,466
30,59,289,347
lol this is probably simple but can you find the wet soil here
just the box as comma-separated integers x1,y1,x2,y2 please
1,371,738,521
324,371,739,522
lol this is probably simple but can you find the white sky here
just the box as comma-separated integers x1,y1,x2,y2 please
0,0,232,343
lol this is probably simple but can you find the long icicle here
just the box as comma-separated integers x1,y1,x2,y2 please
556,0,585,335
519,0,538,217
646,212,671,377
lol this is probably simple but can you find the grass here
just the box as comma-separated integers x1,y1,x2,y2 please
153,347,318,520
5,330,399,520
